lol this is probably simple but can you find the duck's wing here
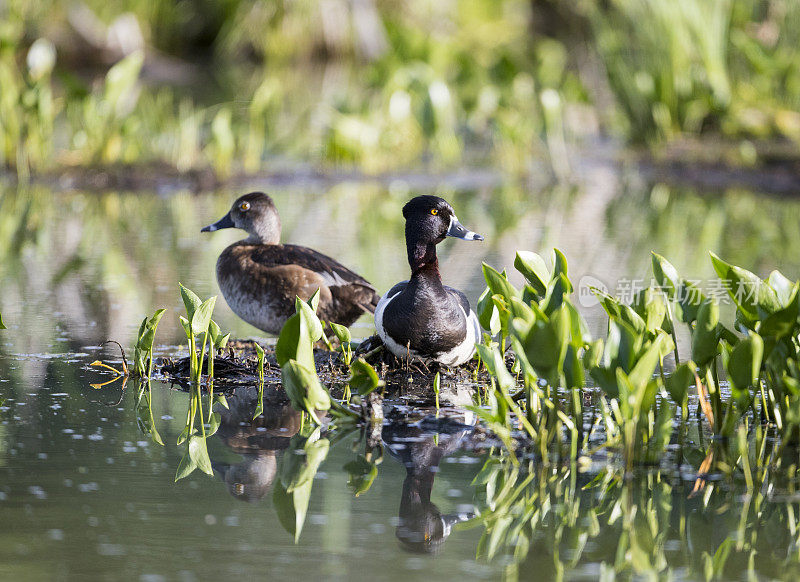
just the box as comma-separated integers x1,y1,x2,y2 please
272,244,374,286
444,286,472,314
247,244,380,315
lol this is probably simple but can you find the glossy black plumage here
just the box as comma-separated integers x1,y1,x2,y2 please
375,196,483,366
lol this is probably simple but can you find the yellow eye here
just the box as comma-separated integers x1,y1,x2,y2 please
240,201,250,211
430,208,438,215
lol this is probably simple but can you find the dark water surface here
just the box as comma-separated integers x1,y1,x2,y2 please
4,171,800,580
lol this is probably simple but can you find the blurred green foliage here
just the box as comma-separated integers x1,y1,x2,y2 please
1,0,797,176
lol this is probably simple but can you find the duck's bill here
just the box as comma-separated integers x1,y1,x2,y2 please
447,216,484,241
201,212,235,232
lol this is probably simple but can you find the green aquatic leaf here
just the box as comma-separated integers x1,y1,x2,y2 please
564,300,591,347
178,316,191,341
582,338,604,370
551,248,568,281
307,288,321,313
349,358,383,396
179,283,201,321
482,263,519,302
725,333,764,408
208,319,221,344
542,273,572,315
692,301,720,367
664,362,695,405
174,452,197,481
328,321,351,345
282,359,330,420
0,312,6,329
188,434,213,476
759,287,800,339
191,296,217,335
514,251,549,297
477,287,501,335
176,424,190,446
491,295,512,338
710,252,781,319
214,393,229,410
295,295,323,342
629,332,673,390
137,308,166,351
135,387,164,446
273,478,312,544
508,297,535,325
594,289,646,335
512,316,563,383
675,279,706,324
344,455,378,497
632,288,667,334
275,312,314,368
207,412,221,437
563,344,584,390
603,319,642,374
476,344,515,392
651,252,680,298
768,270,796,307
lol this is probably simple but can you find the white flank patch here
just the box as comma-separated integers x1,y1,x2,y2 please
434,305,480,366
374,287,408,357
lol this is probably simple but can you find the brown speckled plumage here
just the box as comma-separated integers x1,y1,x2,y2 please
203,192,380,335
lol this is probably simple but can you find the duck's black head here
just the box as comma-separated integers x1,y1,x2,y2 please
201,192,281,244
402,195,483,272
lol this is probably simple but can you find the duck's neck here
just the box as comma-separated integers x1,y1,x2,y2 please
407,239,442,282
246,212,281,244
245,233,279,245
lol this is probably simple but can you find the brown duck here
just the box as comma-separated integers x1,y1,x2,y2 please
202,192,379,334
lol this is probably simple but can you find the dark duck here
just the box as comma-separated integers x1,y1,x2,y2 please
374,195,484,366
202,192,380,335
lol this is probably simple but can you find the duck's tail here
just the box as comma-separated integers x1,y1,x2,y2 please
363,290,381,314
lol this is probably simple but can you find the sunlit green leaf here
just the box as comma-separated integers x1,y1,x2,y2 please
551,248,568,280
710,252,781,319
179,283,201,321
328,321,351,345
629,332,673,389
482,263,519,302
307,288,321,313
651,252,680,298
191,296,217,335
514,251,549,296
276,312,314,368
477,287,501,335
349,358,383,396
295,295,323,342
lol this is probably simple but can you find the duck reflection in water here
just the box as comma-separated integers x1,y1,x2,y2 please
383,416,476,554
211,386,302,502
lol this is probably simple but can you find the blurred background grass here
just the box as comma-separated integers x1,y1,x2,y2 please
0,0,798,178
